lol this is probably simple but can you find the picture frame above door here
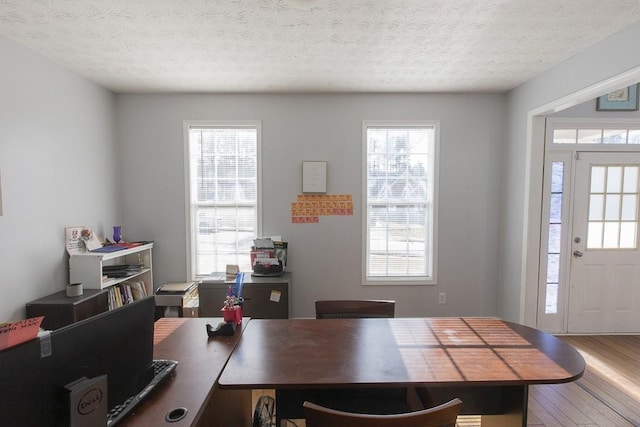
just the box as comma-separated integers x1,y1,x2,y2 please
596,84,639,111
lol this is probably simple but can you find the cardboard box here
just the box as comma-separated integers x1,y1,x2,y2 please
183,297,199,318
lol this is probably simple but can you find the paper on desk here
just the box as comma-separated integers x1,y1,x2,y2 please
0,316,43,351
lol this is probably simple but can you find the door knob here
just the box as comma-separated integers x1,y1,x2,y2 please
573,250,583,257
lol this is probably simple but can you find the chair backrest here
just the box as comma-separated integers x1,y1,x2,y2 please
315,300,395,319
303,398,462,427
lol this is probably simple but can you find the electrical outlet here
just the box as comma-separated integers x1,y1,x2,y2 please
438,293,446,304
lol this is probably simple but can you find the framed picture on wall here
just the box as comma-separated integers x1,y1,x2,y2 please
596,84,639,111
302,161,327,193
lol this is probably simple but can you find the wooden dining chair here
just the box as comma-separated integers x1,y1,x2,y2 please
314,299,395,319
303,398,463,427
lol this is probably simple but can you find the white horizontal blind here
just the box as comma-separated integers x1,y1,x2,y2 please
364,123,437,283
187,124,259,276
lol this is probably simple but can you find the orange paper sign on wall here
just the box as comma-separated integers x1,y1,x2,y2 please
0,316,43,351
291,194,353,223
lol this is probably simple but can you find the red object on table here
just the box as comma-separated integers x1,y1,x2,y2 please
222,305,242,325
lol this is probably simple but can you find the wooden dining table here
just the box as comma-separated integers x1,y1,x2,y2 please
217,317,586,426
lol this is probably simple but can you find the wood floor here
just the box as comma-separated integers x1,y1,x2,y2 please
525,335,640,427
462,335,640,426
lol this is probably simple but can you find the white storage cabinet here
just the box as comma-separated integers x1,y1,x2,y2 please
69,243,154,296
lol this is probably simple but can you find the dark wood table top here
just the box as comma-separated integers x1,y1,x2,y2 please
119,318,245,427
217,317,585,390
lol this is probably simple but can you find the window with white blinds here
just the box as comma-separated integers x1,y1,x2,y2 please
363,122,438,284
185,122,261,277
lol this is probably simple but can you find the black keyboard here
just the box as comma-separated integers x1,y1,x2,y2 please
106,359,178,426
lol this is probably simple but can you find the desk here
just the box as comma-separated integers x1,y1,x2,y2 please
217,317,585,426
120,318,251,427
199,272,291,319
25,289,108,329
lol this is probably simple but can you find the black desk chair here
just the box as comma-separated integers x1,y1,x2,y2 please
304,398,463,427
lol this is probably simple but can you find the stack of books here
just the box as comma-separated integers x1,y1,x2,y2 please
107,281,148,310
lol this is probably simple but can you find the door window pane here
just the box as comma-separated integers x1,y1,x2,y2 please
587,164,639,250
629,130,640,144
606,167,622,192
621,195,637,221
577,129,602,144
620,223,637,248
623,167,639,193
587,222,603,249
590,167,606,193
548,224,561,253
604,194,621,220
550,194,563,222
589,195,604,221
546,254,560,283
553,129,577,144
603,222,620,248
602,130,628,144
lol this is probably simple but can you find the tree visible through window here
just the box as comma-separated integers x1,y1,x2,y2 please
185,122,260,277
363,122,438,283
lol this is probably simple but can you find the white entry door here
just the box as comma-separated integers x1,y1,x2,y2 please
568,152,640,333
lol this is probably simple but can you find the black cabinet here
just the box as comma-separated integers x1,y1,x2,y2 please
26,289,109,330
198,273,290,319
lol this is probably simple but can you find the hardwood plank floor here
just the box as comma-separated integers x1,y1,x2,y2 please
253,335,640,426
523,335,639,426
555,335,640,426
488,335,640,426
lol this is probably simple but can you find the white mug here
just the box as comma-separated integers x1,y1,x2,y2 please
66,283,83,297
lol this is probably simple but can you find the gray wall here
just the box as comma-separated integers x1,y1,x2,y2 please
0,36,119,321
116,93,505,318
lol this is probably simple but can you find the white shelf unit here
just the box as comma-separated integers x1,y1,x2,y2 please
69,243,154,295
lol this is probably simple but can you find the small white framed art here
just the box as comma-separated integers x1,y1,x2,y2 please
302,161,327,193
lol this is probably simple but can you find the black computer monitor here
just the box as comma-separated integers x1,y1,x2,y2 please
0,296,155,426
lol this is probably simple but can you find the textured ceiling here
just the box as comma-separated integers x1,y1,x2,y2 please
0,1,639,93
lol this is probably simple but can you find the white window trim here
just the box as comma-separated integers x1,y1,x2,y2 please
361,120,440,286
183,120,262,281
547,117,640,151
